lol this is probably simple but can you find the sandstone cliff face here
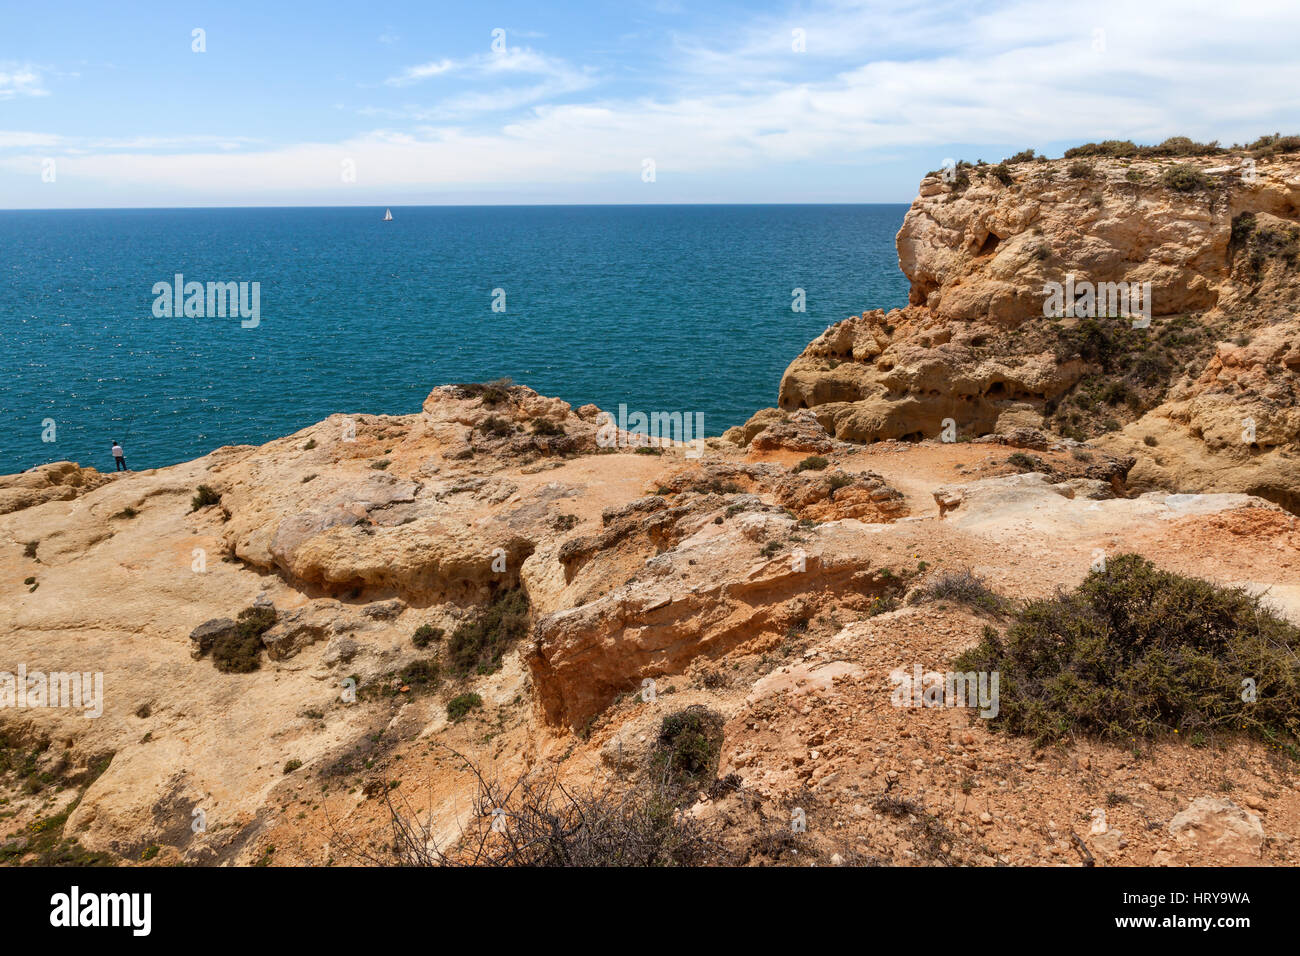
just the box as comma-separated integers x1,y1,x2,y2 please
750,154,1300,512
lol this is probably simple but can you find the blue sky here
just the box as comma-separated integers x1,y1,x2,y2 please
3,0,1299,207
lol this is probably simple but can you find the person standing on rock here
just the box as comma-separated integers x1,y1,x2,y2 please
111,440,127,472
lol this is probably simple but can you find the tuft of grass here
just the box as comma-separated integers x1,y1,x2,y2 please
447,692,483,722
112,506,139,520
954,554,1300,747
398,659,441,693
412,624,444,649
793,455,829,473
923,569,1009,615
866,595,900,617
190,484,221,512
1006,452,1042,472
827,472,853,491
459,380,513,406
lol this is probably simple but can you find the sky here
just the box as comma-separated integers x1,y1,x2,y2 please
3,0,1299,207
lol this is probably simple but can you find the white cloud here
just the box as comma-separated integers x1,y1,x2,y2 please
0,131,61,148
0,65,49,99
384,59,456,86
6,0,1300,204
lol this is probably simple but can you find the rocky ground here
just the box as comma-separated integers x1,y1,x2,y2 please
2,147,1297,867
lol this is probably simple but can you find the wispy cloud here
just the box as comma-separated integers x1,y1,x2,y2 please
378,47,597,117
384,58,457,86
0,64,49,99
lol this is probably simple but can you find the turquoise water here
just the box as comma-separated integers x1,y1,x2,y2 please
1,205,909,475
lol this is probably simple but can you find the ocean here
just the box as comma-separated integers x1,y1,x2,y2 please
1,204,909,475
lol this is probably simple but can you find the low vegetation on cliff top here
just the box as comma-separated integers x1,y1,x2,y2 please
955,554,1300,751
933,134,1300,189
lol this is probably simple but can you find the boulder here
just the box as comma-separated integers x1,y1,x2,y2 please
1168,796,1265,860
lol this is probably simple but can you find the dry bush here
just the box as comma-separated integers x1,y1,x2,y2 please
330,747,731,867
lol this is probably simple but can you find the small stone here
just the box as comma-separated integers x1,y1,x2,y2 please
188,618,237,658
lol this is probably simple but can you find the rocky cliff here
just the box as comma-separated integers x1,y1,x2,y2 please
739,151,1300,513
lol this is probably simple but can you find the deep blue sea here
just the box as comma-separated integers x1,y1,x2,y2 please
1,205,909,475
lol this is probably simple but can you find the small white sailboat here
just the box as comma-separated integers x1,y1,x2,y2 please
383,208,393,221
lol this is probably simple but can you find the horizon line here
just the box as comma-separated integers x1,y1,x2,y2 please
0,199,916,212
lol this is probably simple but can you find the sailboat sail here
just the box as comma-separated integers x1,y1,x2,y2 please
383,208,393,221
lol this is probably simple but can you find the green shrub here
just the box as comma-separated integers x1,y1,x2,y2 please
399,659,441,691
1065,140,1138,159
1162,164,1208,192
793,455,829,473
954,554,1300,746
447,692,483,721
283,759,302,774
412,624,444,649
991,163,1014,186
190,485,221,512
477,416,514,437
212,606,276,673
1246,133,1300,155
1067,161,1093,179
1143,136,1219,157
530,419,565,436
653,706,725,791
1231,212,1257,247
447,588,530,676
